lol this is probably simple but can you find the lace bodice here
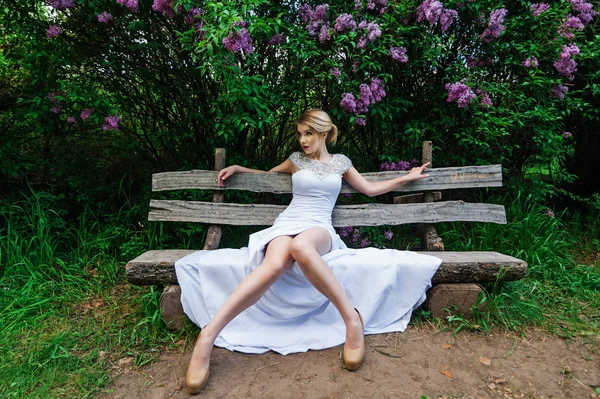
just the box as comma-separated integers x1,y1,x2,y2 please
289,152,353,179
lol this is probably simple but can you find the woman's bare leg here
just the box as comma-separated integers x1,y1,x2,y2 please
189,236,294,370
289,227,364,350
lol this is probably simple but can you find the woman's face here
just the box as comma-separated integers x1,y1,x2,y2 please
297,122,327,156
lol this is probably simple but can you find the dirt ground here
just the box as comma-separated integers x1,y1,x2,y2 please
100,326,600,399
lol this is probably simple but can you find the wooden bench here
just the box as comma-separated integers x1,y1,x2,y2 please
126,143,527,329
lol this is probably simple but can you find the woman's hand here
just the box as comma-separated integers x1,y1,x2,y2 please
217,165,238,187
405,162,430,182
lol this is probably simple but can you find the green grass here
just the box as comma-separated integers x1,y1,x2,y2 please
426,190,600,336
1,188,598,397
0,192,193,398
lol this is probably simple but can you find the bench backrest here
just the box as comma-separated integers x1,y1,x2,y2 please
149,163,506,227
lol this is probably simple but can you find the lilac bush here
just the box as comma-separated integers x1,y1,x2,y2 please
481,8,508,42
47,0,74,10
416,0,443,25
550,84,569,99
47,25,62,39
97,12,113,24
445,81,476,108
102,115,121,131
116,0,138,13
334,14,357,33
223,21,253,55
389,46,408,63
523,56,539,68
152,0,174,18
554,43,580,80
531,3,550,17
80,108,94,120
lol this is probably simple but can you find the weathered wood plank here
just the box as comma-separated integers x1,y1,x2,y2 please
148,200,507,226
126,250,527,285
152,165,503,194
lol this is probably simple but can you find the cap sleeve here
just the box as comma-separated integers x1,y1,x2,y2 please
336,154,353,175
289,152,305,169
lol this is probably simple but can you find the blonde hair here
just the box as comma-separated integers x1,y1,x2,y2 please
295,109,338,145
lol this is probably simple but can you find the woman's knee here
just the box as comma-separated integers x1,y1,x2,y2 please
289,238,314,263
262,258,292,276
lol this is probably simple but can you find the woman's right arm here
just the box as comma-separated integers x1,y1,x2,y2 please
217,159,296,187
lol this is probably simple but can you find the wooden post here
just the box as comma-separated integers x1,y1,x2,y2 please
417,141,444,251
160,148,226,330
202,148,226,251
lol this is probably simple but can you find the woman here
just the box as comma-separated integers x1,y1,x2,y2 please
175,109,440,394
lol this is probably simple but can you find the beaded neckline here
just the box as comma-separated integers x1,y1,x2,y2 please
290,152,352,180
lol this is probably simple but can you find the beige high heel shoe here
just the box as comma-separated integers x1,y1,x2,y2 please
186,363,209,394
343,308,365,371
186,332,210,394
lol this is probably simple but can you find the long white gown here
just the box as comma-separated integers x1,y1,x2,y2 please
175,152,442,355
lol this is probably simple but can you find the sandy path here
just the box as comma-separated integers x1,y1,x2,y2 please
100,326,599,399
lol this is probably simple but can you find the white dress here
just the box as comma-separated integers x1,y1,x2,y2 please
175,152,442,355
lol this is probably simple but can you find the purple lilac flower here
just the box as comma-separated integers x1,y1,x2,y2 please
352,229,361,243
334,14,357,33
299,4,313,23
563,131,572,138
47,0,74,10
523,56,539,68
117,0,139,13
185,8,203,24
554,43,579,80
80,108,94,120
355,117,366,126
531,3,550,17
479,92,493,107
560,14,585,39
481,8,508,42
330,67,341,78
340,93,357,113
360,238,371,248
268,34,285,45
369,78,386,102
67,117,76,124
416,0,444,25
384,230,393,240
398,160,411,170
47,25,62,38
102,115,121,131
440,9,458,32
389,46,408,63
97,12,113,23
318,24,331,42
314,4,329,20
223,21,253,55
152,0,174,18
352,61,358,73
550,84,569,99
50,105,62,114
571,0,598,25
357,21,381,49
445,81,476,108
354,0,362,10
339,226,353,237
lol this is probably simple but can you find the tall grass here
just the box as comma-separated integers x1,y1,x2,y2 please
436,190,600,336
0,191,188,398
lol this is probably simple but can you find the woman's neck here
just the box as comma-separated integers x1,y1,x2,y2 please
307,147,331,162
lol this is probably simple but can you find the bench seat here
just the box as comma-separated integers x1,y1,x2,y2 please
126,250,527,286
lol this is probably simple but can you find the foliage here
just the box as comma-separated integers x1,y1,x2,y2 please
2,0,599,210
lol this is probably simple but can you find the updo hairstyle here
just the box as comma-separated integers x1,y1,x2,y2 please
295,109,338,145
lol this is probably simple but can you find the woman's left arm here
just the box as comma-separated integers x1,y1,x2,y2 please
343,163,430,197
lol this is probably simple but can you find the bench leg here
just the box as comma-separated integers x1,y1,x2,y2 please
426,283,486,319
160,284,185,330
